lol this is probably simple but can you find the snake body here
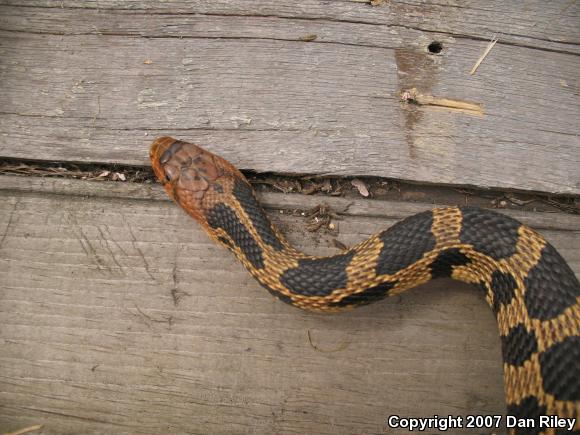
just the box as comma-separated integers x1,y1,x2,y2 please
150,136,579,433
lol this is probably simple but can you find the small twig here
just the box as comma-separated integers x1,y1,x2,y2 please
506,195,536,206
332,239,349,251
350,0,385,4
300,34,317,42
543,198,579,214
470,34,499,75
3,425,44,435
126,305,173,327
88,94,101,140
307,330,350,353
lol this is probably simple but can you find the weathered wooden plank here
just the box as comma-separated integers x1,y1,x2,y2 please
1,0,578,53
0,175,578,434
0,2,579,194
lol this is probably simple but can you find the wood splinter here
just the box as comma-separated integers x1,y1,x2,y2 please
401,88,484,116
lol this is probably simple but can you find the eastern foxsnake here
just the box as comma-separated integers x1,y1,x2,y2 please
150,137,580,434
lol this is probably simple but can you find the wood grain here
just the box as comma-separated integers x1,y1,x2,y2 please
0,175,578,434
0,1,579,194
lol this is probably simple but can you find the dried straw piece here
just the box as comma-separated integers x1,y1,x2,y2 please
470,35,499,75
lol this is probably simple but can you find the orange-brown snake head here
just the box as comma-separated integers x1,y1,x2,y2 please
149,136,247,228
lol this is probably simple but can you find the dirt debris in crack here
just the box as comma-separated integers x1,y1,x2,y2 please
0,158,577,215
248,173,579,215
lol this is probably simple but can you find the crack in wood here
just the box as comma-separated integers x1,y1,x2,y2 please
0,197,19,249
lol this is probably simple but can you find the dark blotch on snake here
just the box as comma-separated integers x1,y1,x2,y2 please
207,203,264,269
501,323,537,367
459,207,520,260
233,179,284,251
490,270,517,314
280,252,356,296
375,210,436,276
506,396,547,435
429,248,470,278
524,243,580,321
539,336,580,402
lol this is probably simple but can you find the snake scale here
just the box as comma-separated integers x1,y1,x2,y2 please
150,136,579,434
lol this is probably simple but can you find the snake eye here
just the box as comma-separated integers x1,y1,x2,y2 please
159,149,173,165
159,141,184,164
164,164,179,181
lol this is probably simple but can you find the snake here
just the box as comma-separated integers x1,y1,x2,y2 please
150,136,579,434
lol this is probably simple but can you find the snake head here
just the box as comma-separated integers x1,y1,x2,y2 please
150,137,243,226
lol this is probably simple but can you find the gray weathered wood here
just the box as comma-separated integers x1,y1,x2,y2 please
0,1,579,194
0,175,578,434
1,0,578,53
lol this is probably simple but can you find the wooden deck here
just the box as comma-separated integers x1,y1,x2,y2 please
0,1,579,434
0,1,579,193
1,176,578,434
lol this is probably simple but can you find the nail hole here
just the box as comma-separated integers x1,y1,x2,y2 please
428,41,443,54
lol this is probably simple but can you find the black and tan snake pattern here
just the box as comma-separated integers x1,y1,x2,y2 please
150,137,580,434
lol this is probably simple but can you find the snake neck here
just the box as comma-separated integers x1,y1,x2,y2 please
203,178,580,424
151,138,579,428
